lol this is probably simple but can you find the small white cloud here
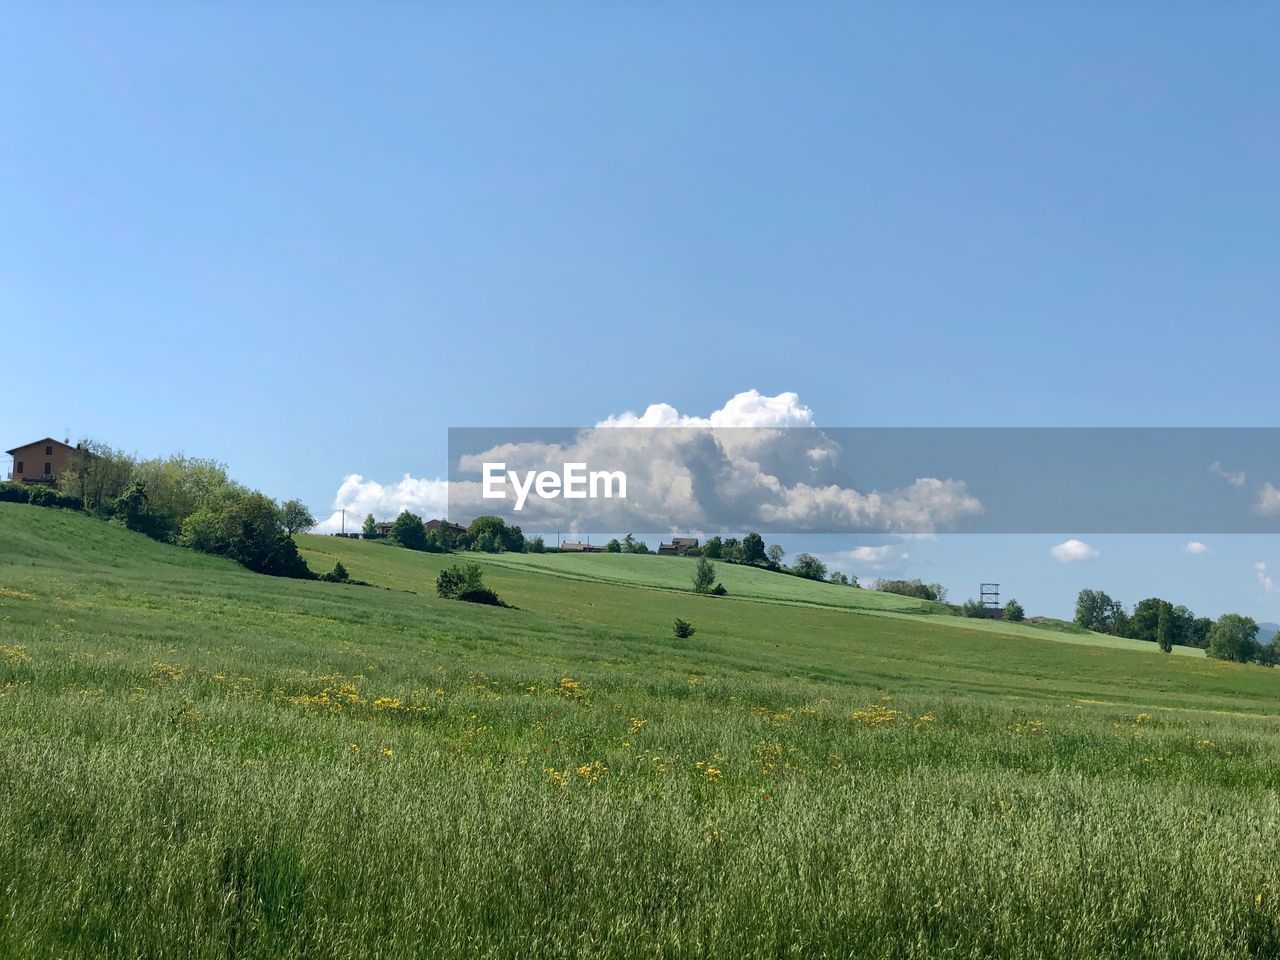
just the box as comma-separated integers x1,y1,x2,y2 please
1210,461,1246,488
1257,561,1277,594
1184,541,1211,555
1256,482,1280,516
1050,539,1099,563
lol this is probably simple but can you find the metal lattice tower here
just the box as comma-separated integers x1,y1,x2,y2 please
980,583,1000,609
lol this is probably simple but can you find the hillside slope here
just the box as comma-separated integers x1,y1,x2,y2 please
4,503,1280,960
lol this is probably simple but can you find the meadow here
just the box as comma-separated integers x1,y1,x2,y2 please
2,502,1280,958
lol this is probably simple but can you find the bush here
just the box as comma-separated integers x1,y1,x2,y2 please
0,482,29,504
466,516,525,553
26,486,57,507
673,617,696,638
875,579,947,602
319,561,350,583
1003,599,1026,622
711,583,728,596
389,511,428,551
962,599,987,618
180,493,314,579
436,563,504,606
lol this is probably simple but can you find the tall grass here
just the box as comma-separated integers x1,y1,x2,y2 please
2,504,1280,958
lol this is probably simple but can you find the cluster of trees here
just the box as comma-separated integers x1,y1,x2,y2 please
4,438,323,580
873,579,947,602
1074,588,1273,664
961,597,1024,621
605,534,650,554
367,513,541,555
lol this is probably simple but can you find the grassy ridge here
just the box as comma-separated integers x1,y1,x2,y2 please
2,503,1279,958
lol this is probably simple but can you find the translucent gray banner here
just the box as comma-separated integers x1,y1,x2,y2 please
447,427,1280,534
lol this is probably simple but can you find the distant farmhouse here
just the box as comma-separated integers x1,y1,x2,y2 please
658,537,699,555
5,437,81,485
560,541,603,553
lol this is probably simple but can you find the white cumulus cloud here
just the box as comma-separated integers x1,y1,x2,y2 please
318,390,985,535
1184,541,1211,555
1050,539,1099,563
1256,482,1280,516
314,473,450,533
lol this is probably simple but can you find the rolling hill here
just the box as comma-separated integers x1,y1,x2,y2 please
2,502,1279,959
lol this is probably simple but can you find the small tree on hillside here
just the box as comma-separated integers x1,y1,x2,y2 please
792,553,827,581
829,571,849,585
767,544,784,565
693,556,717,594
1003,599,1025,622
1207,613,1259,663
389,511,428,551
281,499,316,537
1156,600,1174,653
741,532,767,565
362,513,378,539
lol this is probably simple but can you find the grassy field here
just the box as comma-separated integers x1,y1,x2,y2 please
2,503,1280,958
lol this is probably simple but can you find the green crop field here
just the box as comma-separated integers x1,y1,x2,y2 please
3,501,1280,959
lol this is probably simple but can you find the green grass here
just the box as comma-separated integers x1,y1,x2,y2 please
2,502,1279,959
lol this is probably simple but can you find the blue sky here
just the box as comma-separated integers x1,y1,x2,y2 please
4,3,1279,621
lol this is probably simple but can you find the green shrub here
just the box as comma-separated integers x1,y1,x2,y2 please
673,618,695,639
180,493,314,579
319,561,350,583
962,599,987,618
1004,599,1026,622
26,486,57,507
0,482,29,504
436,563,503,606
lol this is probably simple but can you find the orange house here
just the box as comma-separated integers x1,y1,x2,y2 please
5,437,80,485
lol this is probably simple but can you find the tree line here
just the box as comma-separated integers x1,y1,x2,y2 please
2,439,320,580
1074,588,1272,664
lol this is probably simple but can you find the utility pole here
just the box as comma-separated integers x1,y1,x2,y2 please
341,508,346,536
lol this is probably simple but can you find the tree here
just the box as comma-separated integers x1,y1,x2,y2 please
281,499,316,537
604,538,622,553
526,535,545,553
114,480,169,541
1004,599,1025,622
1075,589,1120,633
741,532,767,565
58,439,135,513
1206,613,1259,663
792,553,827,581
180,492,312,579
962,599,986,618
467,516,524,553
1156,601,1174,653
1191,616,1214,649
702,536,723,559
767,544,784,565
390,511,428,551
829,571,849,585
362,513,378,538
673,618,695,639
693,556,717,594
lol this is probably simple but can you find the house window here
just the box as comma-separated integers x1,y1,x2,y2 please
44,462,52,476
15,461,22,475
45,445,52,455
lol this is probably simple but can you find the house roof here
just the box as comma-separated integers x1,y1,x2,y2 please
5,437,76,456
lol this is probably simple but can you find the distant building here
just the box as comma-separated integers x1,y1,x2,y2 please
658,537,699,556
424,519,466,537
5,437,81,485
560,541,603,553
